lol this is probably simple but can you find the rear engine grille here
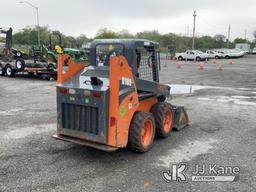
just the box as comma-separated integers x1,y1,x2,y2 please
61,103,99,135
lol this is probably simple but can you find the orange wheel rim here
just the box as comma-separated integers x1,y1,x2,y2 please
163,110,173,133
141,120,153,147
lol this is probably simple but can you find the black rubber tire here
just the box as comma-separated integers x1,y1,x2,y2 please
16,51,22,57
225,55,230,59
157,95,166,102
0,64,5,76
15,58,25,71
215,56,219,59
5,65,15,77
47,63,56,71
128,111,155,153
196,57,201,61
151,102,173,138
178,56,183,61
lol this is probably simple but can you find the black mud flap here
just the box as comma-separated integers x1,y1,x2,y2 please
172,106,189,131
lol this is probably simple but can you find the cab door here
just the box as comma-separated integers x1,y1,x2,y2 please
188,51,195,60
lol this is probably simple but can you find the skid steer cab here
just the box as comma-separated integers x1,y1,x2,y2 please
53,39,188,152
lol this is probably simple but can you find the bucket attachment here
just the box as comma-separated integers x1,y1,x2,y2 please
172,106,189,131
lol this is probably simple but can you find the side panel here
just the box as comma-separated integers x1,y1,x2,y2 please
137,97,158,112
108,56,139,147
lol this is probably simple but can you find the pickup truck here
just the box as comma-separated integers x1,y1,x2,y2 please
175,50,209,61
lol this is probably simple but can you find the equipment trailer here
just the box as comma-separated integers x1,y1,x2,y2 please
53,39,188,152
0,27,56,79
0,59,57,79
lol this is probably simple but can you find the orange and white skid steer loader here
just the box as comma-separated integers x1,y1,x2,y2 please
53,39,188,152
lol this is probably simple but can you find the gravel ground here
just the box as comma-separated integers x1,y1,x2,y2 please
0,55,256,192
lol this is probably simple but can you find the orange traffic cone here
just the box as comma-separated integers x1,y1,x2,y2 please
229,60,234,65
218,63,223,71
199,63,205,70
213,59,217,64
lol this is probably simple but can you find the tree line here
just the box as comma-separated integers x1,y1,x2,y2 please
9,26,256,53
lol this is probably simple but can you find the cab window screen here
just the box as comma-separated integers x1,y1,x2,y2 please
96,44,124,66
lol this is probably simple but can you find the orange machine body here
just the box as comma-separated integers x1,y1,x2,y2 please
54,54,158,149
52,39,182,152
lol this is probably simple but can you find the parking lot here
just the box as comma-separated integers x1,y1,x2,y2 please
0,55,256,192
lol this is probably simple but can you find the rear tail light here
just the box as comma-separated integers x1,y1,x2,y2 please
92,91,101,98
110,117,116,126
59,87,68,94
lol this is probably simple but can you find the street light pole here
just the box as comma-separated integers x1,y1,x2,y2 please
19,1,40,46
192,10,197,50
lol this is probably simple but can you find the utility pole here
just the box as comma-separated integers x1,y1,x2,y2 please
244,30,247,40
192,10,197,50
227,24,231,48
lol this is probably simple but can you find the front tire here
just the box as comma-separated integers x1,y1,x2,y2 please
196,57,201,61
151,102,173,138
128,111,155,153
5,65,15,77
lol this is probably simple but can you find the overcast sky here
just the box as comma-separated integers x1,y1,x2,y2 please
1,0,256,40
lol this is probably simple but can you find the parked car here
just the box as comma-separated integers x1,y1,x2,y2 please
252,48,256,54
206,50,223,59
175,50,208,61
215,49,245,59
229,49,246,58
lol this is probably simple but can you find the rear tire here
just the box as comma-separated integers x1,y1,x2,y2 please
151,102,173,138
128,111,155,153
0,64,5,76
196,57,201,61
178,56,183,61
5,65,15,77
